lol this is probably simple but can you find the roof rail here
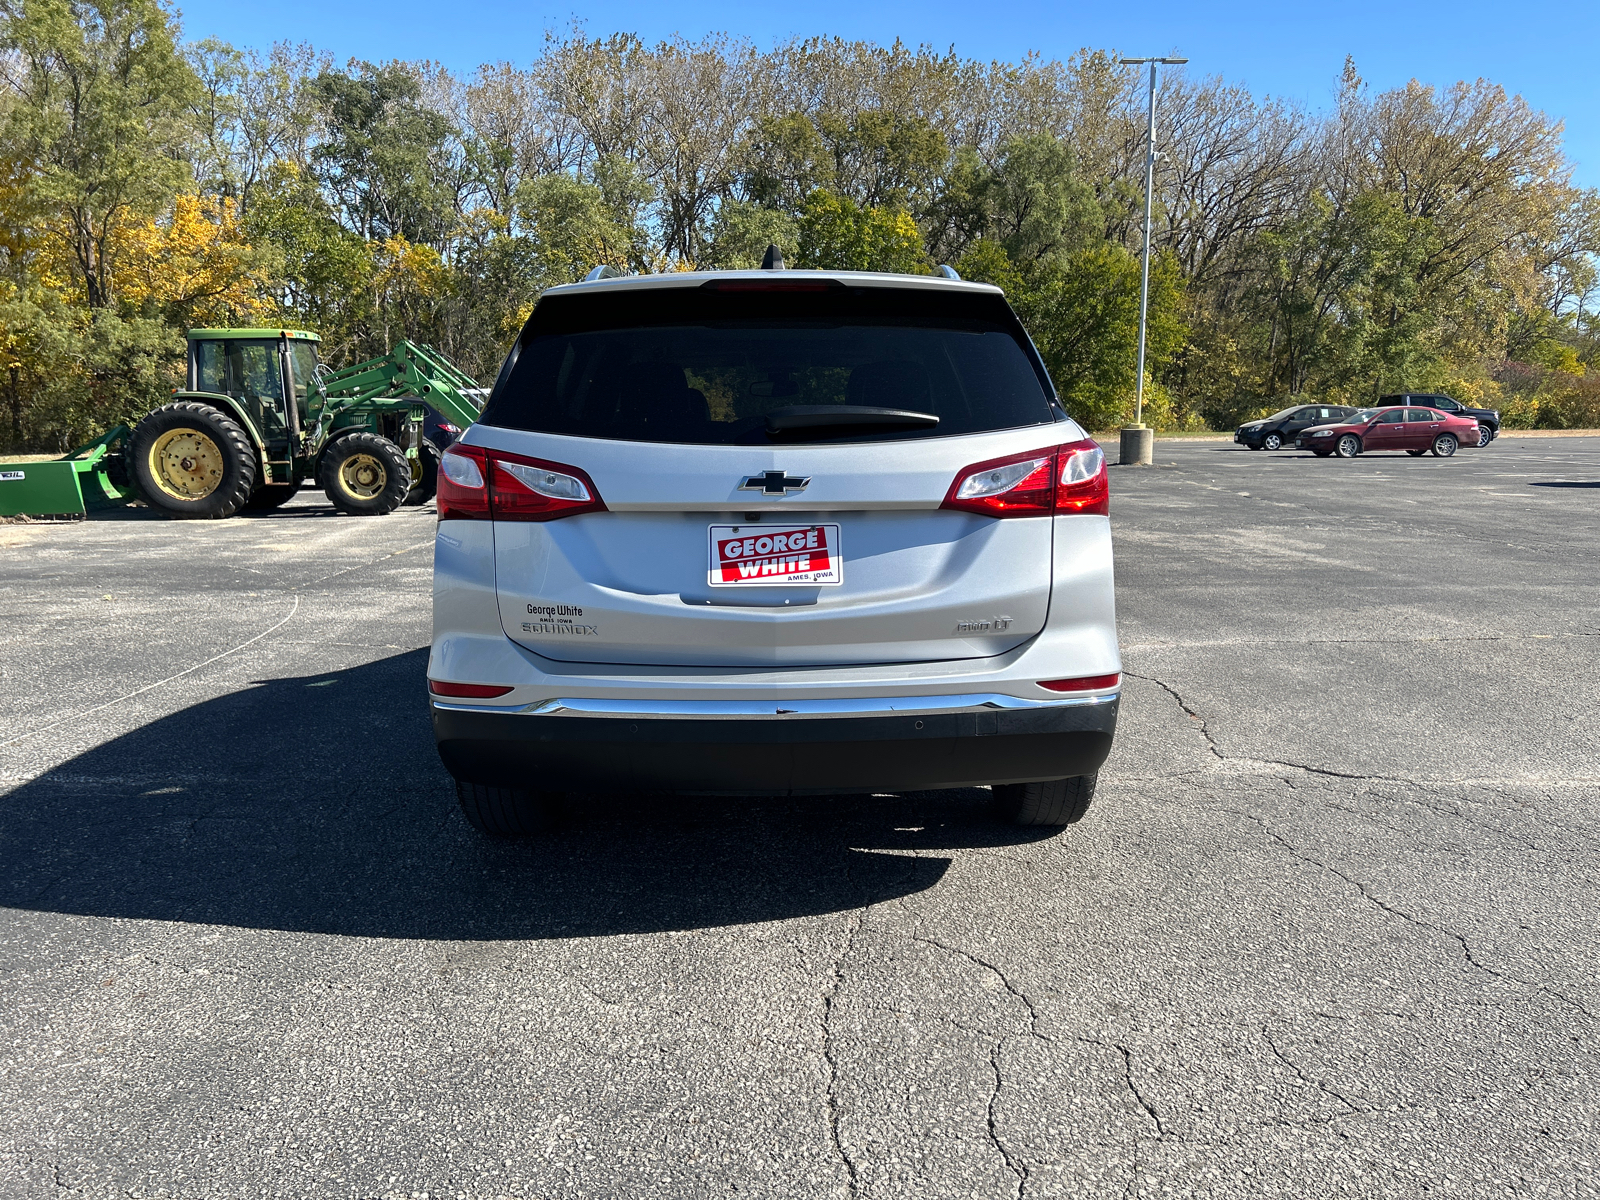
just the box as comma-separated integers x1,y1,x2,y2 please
583,264,628,282
936,264,961,280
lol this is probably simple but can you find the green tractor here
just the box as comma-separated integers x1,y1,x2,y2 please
127,328,483,519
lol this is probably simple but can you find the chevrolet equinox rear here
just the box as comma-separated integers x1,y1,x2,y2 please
428,270,1120,834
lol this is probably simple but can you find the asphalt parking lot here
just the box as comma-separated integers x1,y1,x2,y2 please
2,435,1597,1198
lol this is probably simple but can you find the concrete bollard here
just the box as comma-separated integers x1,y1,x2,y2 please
1119,425,1154,466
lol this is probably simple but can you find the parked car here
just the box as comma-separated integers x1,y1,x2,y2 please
1235,403,1358,450
428,268,1121,835
1297,406,1480,458
1381,393,1499,447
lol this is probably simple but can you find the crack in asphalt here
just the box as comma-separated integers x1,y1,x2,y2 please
1261,1026,1370,1116
986,1043,1028,1198
912,936,1045,1195
821,912,862,1198
1123,671,1224,761
1127,669,1597,829
1232,809,1597,1024
913,936,1046,1039
1070,1038,1166,1198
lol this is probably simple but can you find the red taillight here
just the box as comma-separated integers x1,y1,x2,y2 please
941,438,1108,518
437,445,606,522
1056,443,1109,515
1038,673,1121,693
428,680,515,698
437,444,489,520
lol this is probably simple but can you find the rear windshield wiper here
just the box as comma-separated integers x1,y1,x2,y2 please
764,405,940,435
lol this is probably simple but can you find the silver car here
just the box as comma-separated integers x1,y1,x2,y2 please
428,269,1120,834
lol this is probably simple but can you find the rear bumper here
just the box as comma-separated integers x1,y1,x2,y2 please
432,692,1118,794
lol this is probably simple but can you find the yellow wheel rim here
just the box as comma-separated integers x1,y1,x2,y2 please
149,428,225,500
338,453,388,500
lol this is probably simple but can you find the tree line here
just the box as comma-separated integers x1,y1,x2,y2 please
3,0,1597,450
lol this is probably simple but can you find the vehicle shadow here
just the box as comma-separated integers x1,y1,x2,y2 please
0,650,1049,940
1529,481,1600,488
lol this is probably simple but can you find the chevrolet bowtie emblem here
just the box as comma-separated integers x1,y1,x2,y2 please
740,470,810,496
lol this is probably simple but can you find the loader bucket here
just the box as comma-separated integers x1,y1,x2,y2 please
0,426,137,519
0,460,91,519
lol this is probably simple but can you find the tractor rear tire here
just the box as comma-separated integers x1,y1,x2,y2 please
403,443,439,506
319,432,410,515
242,481,303,511
129,402,257,519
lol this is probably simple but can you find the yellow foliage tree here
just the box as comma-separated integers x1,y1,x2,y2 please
368,235,454,349
115,192,272,326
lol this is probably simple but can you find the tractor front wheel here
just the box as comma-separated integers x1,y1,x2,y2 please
319,433,411,515
129,402,257,519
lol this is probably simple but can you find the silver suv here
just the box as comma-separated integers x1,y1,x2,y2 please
428,270,1120,834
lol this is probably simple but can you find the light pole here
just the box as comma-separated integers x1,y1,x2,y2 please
1117,54,1186,466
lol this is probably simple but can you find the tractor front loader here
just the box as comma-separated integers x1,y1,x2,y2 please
0,426,139,519
125,329,483,520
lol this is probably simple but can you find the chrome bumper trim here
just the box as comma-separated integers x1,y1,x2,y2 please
430,690,1119,719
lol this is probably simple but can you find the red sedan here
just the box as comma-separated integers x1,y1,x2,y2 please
1297,405,1481,458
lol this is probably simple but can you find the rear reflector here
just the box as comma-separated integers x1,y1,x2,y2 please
1037,673,1121,693
428,680,515,698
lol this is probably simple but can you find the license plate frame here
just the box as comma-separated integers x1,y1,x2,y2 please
708,523,843,587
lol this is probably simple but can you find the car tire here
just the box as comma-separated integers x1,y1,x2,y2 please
991,774,1096,827
1478,425,1494,447
1246,444,1262,451
1406,449,1426,456
1313,449,1332,457
318,432,412,515
1431,434,1458,457
455,780,561,837
1335,434,1362,458
129,401,258,519
1263,433,1282,450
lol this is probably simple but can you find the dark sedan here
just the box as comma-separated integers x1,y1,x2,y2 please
1297,406,1481,458
1235,403,1357,450
1382,392,1499,447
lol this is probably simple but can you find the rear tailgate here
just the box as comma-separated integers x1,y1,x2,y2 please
486,429,1060,667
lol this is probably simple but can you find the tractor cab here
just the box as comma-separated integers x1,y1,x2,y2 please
186,329,322,450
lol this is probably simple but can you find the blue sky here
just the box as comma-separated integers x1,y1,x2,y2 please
173,0,1600,188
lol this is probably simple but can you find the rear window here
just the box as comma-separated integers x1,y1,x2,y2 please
479,282,1062,445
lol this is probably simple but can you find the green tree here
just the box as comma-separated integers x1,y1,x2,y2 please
518,172,636,286
244,161,373,359
0,0,200,308
309,62,459,244
701,199,799,269
961,238,1185,430
796,189,928,274
983,134,1101,268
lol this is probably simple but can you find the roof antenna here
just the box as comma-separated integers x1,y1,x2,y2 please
760,243,785,270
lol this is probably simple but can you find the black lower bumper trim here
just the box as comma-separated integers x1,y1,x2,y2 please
433,700,1118,794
